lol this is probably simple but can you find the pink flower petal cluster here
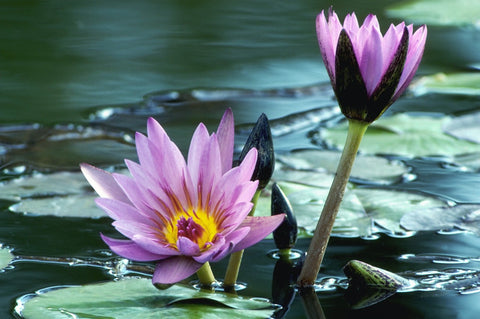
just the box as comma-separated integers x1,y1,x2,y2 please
81,109,284,284
317,8,427,122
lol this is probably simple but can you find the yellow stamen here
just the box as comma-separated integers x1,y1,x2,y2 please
163,208,218,252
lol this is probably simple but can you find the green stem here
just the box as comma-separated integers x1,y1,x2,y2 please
297,119,368,287
196,262,216,287
223,190,261,288
223,250,244,288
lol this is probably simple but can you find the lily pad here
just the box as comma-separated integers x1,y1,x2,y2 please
443,111,480,144
386,0,480,26
320,113,480,157
0,247,14,271
0,171,112,218
9,194,105,218
277,149,408,184
401,204,480,235
410,73,480,97
19,278,277,319
257,176,444,237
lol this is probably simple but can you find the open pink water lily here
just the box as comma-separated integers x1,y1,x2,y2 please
81,109,285,284
317,8,427,123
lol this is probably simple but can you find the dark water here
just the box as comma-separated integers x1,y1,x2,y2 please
1,0,480,318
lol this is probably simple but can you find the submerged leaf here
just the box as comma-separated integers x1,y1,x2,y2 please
19,278,277,319
320,113,480,157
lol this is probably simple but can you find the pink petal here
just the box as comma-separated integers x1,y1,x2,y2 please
146,117,168,146
197,134,223,209
193,235,226,264
132,233,181,256
124,159,177,220
100,234,166,261
112,219,158,242
359,24,384,95
187,123,211,186
216,108,234,174
112,173,158,219
177,236,201,256
152,256,203,284
316,9,342,82
210,227,251,262
393,25,427,100
95,197,155,225
80,163,130,203
231,215,285,252
217,201,254,233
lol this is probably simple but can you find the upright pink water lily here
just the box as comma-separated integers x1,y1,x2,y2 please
81,109,285,284
317,8,427,123
298,10,428,287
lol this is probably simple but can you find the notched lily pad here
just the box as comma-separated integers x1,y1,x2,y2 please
277,149,408,184
320,113,480,157
401,204,480,235
0,171,108,218
19,278,277,319
387,0,480,26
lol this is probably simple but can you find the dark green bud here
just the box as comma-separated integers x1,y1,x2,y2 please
238,113,274,190
271,183,297,250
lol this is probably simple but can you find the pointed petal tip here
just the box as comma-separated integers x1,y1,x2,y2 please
152,257,203,284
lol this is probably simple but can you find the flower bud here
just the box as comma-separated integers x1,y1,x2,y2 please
238,113,274,190
271,183,297,250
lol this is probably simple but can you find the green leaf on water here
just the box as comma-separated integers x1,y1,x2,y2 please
20,278,277,319
256,174,444,238
0,247,13,271
0,171,128,218
320,113,480,157
401,204,480,235
277,149,408,184
386,0,480,26
410,73,480,97
9,194,105,219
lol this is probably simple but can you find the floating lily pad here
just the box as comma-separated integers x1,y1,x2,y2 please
0,171,112,218
410,73,480,97
0,247,14,271
443,111,480,144
19,278,277,319
277,149,408,184
0,172,93,202
320,113,480,157
387,0,480,26
257,174,444,237
9,194,105,218
401,204,480,235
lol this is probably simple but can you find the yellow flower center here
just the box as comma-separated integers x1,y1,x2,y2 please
163,210,218,252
